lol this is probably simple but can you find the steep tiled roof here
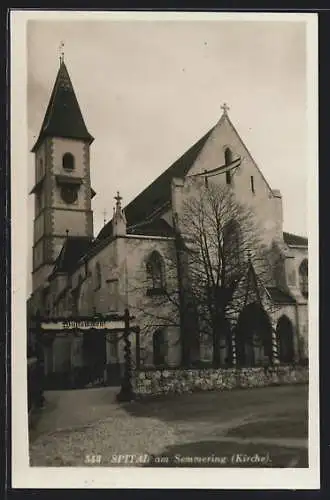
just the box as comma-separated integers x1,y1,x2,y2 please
51,236,93,276
97,127,214,240
266,287,296,304
283,232,308,247
128,218,175,237
93,217,175,244
32,62,94,152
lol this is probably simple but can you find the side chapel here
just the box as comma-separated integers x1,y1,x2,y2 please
27,59,309,388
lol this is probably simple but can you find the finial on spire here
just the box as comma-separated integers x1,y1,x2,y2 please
115,191,122,208
221,102,230,115
247,249,252,262
65,229,69,238
59,41,65,65
113,191,126,236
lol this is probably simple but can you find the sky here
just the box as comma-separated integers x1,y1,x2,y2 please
27,17,309,292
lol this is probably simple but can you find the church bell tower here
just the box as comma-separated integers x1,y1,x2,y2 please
30,55,95,292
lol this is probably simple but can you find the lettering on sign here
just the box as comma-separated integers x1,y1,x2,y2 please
40,319,126,331
63,320,106,329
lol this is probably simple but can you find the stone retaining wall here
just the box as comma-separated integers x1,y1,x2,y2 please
133,365,308,397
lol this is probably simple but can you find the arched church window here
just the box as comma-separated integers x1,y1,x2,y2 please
146,251,165,296
250,175,255,194
223,220,241,270
153,329,167,366
235,302,273,367
276,315,294,363
299,259,308,298
224,148,233,185
62,152,75,171
224,147,233,165
95,262,102,290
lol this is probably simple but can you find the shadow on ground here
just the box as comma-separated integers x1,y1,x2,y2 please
29,384,308,468
125,385,308,426
226,414,308,440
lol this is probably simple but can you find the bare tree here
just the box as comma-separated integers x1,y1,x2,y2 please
126,179,281,368
177,180,280,367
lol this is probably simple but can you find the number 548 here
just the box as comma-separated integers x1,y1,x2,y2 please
85,454,102,464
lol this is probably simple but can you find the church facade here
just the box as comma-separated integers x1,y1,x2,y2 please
27,60,308,388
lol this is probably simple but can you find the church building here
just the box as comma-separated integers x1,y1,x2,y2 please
27,59,308,388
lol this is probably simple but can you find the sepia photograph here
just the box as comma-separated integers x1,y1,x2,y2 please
11,10,318,489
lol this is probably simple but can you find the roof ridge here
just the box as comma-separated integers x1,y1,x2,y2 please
283,230,307,237
96,125,214,240
127,127,214,204
283,231,308,246
67,234,93,240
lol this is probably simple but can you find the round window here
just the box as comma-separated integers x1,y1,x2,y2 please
61,186,78,204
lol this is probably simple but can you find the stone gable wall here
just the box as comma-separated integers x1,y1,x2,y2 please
188,116,284,247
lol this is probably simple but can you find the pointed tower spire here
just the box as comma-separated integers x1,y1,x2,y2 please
31,58,94,152
30,57,95,292
59,41,65,66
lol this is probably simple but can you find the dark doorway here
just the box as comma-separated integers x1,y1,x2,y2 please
82,331,107,387
276,315,294,363
235,302,273,366
106,338,122,387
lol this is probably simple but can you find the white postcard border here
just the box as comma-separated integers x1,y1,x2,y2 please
10,10,319,489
